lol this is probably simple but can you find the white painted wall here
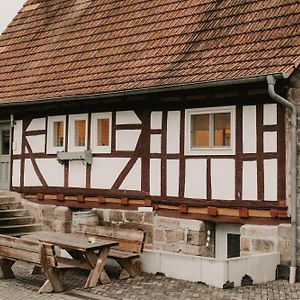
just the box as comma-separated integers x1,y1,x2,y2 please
242,161,257,200
120,158,141,190
68,161,86,188
116,111,141,124
263,132,277,153
216,223,241,260
167,159,179,197
116,130,141,151
184,159,206,199
26,135,45,153
263,104,277,125
211,159,235,200
12,159,20,187
243,106,256,153
36,159,64,187
264,159,277,201
24,159,42,186
167,111,180,154
150,159,161,196
91,157,129,189
26,118,46,131
151,111,162,129
150,134,161,153
13,120,22,155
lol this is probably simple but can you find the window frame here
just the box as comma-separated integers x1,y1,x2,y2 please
185,106,236,155
91,112,112,153
47,116,66,154
68,114,88,152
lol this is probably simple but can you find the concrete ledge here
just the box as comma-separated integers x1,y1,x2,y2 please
141,250,280,288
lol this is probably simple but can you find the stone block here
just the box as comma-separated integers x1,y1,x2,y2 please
154,216,179,230
278,224,291,238
94,209,104,222
124,211,143,223
165,230,184,243
54,206,72,221
109,210,123,223
187,230,206,246
240,225,278,238
143,212,154,224
240,238,250,252
179,219,204,232
180,244,204,256
102,209,110,223
154,241,181,253
40,205,55,221
252,239,274,253
154,229,165,242
53,220,71,233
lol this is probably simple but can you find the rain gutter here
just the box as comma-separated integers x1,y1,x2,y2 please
267,74,297,284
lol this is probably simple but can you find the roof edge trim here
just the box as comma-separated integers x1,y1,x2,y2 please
0,72,289,107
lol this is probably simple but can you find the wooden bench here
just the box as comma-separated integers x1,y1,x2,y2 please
0,234,64,293
76,225,145,280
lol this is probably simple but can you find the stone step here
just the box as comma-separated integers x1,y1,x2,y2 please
0,196,17,203
0,223,41,234
0,216,35,225
0,209,29,218
0,202,22,210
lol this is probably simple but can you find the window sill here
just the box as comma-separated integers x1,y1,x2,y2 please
57,150,93,165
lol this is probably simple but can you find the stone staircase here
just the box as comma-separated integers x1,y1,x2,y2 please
0,195,41,236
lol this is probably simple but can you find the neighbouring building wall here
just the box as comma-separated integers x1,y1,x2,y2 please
288,67,300,265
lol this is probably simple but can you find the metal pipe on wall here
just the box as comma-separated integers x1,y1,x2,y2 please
267,75,297,283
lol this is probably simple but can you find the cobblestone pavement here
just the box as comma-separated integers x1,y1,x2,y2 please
1,262,300,300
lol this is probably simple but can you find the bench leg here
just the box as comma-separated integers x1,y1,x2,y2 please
39,269,64,293
85,248,110,288
116,258,140,278
0,258,15,279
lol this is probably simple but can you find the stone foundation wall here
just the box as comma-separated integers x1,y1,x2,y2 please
240,223,291,265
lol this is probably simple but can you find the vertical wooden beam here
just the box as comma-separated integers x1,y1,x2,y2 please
64,115,69,188
179,109,185,198
206,158,212,200
256,104,264,200
161,111,167,196
86,113,92,189
235,105,243,200
111,111,116,154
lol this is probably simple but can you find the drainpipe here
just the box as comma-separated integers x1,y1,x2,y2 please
267,75,297,283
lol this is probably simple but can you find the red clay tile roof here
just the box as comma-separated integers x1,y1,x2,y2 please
0,0,299,104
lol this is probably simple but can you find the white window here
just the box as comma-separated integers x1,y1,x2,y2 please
68,114,88,151
47,116,66,154
185,106,236,155
91,112,112,153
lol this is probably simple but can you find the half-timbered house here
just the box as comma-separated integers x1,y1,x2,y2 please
0,0,299,284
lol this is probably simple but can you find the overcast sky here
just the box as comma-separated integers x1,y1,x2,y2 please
0,1,27,34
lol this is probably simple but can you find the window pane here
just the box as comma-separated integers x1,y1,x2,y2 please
214,113,231,147
191,114,209,147
1,130,9,155
53,121,64,147
75,120,86,147
97,118,109,146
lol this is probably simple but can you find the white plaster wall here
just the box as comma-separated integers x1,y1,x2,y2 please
216,224,241,260
263,132,277,153
150,134,161,153
184,159,206,199
26,135,45,153
120,158,141,190
242,161,257,200
263,104,277,125
91,157,130,189
12,159,21,187
167,159,179,197
24,159,42,186
167,111,180,154
151,111,162,129
211,159,235,200
26,118,46,131
150,159,161,196
36,159,64,187
243,106,256,153
264,159,277,201
13,120,22,155
116,111,141,124
68,161,86,188
116,130,141,151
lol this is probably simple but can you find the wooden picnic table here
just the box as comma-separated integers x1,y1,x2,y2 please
21,231,118,288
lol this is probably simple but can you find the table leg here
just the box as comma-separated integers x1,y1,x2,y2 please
85,248,110,288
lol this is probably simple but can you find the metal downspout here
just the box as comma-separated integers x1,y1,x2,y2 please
267,75,297,283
